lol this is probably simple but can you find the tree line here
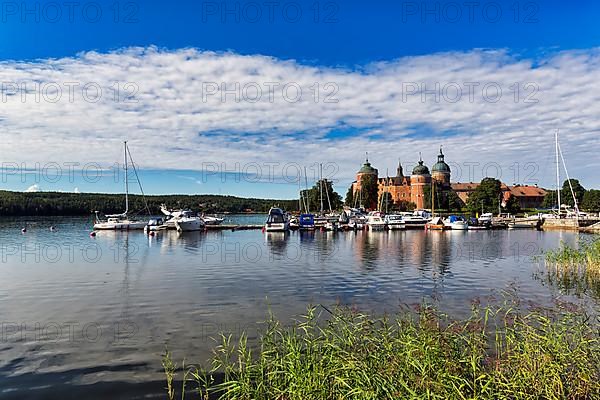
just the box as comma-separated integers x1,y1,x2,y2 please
541,179,600,212
0,191,299,216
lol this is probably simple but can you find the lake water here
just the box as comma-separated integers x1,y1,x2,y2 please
0,216,593,399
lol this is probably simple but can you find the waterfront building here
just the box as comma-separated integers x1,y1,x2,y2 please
351,148,547,210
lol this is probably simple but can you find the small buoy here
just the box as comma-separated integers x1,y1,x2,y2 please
89,231,97,237
261,227,265,233
21,228,27,233
50,226,56,232
149,231,155,236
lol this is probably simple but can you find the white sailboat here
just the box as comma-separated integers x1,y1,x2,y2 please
94,142,148,231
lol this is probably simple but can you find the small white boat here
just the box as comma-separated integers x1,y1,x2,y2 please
265,207,290,232
175,215,205,232
324,221,338,231
399,211,430,229
443,216,468,230
478,213,494,224
384,214,406,230
289,217,300,230
144,217,168,233
366,215,386,231
202,215,224,225
347,217,365,230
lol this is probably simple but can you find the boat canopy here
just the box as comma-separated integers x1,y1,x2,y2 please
299,213,315,226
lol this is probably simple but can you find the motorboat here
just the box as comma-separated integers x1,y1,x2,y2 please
144,217,168,233
289,216,300,230
202,214,225,225
443,215,468,230
299,213,316,230
94,142,148,231
467,217,490,230
478,213,494,224
347,217,365,230
366,214,386,231
399,211,429,229
265,207,290,232
175,214,205,232
384,214,406,230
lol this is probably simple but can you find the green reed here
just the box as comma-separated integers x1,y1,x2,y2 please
163,302,600,400
544,238,600,298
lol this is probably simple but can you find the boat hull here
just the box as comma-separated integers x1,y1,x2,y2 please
445,222,468,230
367,223,386,231
265,222,290,232
387,223,405,230
94,221,147,230
175,218,205,232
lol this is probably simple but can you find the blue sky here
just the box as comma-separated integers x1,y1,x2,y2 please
1,0,600,197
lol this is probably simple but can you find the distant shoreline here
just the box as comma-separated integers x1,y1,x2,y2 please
0,190,297,217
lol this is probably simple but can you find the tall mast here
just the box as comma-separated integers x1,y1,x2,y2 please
319,163,324,214
557,140,580,223
555,130,561,215
431,179,435,217
298,170,302,213
124,141,129,214
304,166,310,213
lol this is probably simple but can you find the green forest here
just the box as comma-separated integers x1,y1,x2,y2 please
0,191,299,216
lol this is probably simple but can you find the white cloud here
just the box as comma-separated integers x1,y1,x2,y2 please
1,46,599,190
25,184,41,192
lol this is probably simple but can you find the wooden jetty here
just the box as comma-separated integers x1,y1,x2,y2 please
580,221,600,233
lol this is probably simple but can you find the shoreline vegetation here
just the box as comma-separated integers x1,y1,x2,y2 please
543,237,600,299
0,190,297,216
163,299,600,400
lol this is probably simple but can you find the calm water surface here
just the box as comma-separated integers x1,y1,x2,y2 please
0,215,593,399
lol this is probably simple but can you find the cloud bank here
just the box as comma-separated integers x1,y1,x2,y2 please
1,46,599,190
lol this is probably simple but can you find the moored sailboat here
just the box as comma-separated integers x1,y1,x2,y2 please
94,142,149,231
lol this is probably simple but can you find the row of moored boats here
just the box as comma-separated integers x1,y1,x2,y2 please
264,208,505,232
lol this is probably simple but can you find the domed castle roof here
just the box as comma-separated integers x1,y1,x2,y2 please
412,153,430,175
432,146,450,173
357,153,378,175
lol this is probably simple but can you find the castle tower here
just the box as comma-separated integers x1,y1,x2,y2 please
354,153,378,193
431,146,450,186
396,159,404,178
410,153,431,209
